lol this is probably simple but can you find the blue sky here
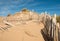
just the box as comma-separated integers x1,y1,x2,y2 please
0,0,60,16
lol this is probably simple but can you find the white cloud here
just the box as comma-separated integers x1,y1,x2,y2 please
0,2,3,5
0,7,10,15
26,2,45,8
3,7,8,10
0,10,10,16
15,0,34,7
10,5,15,8
1,6,9,11
26,0,34,2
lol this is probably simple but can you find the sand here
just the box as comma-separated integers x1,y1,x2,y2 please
0,21,45,41
0,10,45,41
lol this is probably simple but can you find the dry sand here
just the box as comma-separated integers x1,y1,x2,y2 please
0,21,45,41
0,10,45,41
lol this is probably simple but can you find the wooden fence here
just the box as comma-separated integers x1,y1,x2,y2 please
41,14,59,41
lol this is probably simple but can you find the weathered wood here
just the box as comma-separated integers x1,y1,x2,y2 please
41,14,59,41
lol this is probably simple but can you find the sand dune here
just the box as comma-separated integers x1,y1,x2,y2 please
0,21,45,41
0,9,45,41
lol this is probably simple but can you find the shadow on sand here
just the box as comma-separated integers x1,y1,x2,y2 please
41,29,53,41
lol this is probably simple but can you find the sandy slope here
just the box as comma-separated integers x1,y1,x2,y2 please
0,10,45,41
0,21,45,41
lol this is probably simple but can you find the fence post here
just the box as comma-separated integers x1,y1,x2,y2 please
56,23,59,41
52,14,58,41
